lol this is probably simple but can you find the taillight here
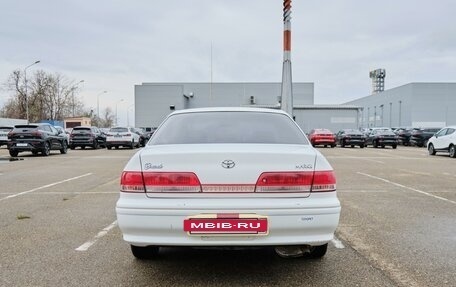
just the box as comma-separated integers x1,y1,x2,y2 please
311,171,336,192
120,171,145,192
255,172,313,193
143,172,201,193
255,171,336,193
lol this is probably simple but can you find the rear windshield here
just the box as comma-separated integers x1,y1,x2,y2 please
110,127,129,133
150,111,309,145
72,127,91,133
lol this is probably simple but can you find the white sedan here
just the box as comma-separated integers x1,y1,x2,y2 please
116,107,340,259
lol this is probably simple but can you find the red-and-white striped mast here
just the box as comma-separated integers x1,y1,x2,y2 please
280,0,293,117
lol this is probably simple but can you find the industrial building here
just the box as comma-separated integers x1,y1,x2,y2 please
134,82,361,133
345,83,456,129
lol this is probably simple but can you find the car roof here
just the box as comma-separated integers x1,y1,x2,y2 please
169,107,288,116
14,123,51,128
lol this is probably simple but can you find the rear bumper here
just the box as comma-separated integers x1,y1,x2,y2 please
342,139,365,145
116,193,341,247
8,141,45,152
70,139,95,146
106,141,131,145
312,140,336,145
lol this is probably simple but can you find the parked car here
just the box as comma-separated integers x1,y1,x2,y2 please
116,107,340,259
106,127,140,149
7,123,68,157
335,129,366,148
308,129,336,148
69,126,107,149
394,128,414,146
409,128,441,147
0,126,13,147
133,128,149,147
366,129,398,149
427,126,456,158
54,126,69,145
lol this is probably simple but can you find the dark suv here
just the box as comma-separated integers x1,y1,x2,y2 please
7,123,68,157
409,128,441,147
69,126,106,149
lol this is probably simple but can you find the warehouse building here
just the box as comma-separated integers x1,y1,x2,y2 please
134,82,361,133
344,83,456,129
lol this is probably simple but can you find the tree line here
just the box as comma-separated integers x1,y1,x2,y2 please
0,70,114,127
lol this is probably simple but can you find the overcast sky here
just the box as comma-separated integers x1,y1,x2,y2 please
1,0,455,125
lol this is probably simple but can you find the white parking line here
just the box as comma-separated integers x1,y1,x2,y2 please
331,237,345,249
0,173,93,202
357,172,456,205
76,220,118,251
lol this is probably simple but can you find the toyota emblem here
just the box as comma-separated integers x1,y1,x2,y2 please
221,160,235,169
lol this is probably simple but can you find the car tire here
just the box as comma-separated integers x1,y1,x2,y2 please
42,142,50,156
392,144,397,149
428,143,436,155
351,145,354,148
93,141,98,150
373,140,378,148
341,140,345,148
360,144,365,148
381,145,385,148
131,245,159,260
449,145,456,158
308,243,328,259
9,150,18,157
107,146,112,150
81,146,86,150
331,144,336,148
60,141,68,154
32,150,39,156
115,146,119,149
130,141,135,149
70,145,75,150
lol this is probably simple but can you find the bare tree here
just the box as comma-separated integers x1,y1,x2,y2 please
93,107,115,128
2,70,87,122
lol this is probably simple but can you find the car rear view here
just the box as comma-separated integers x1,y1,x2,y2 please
0,126,13,147
106,127,140,149
69,126,105,149
309,129,336,148
116,108,341,259
7,124,67,156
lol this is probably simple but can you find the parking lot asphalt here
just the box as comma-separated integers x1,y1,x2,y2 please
0,146,454,287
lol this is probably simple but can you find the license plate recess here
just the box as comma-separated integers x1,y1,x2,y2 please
183,214,268,236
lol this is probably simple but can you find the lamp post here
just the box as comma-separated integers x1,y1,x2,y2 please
116,99,124,126
72,80,84,117
24,60,40,124
96,90,107,119
127,104,134,127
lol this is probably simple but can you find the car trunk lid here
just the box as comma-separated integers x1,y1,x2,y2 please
135,144,319,197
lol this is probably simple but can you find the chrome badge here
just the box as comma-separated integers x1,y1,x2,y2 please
221,160,235,169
